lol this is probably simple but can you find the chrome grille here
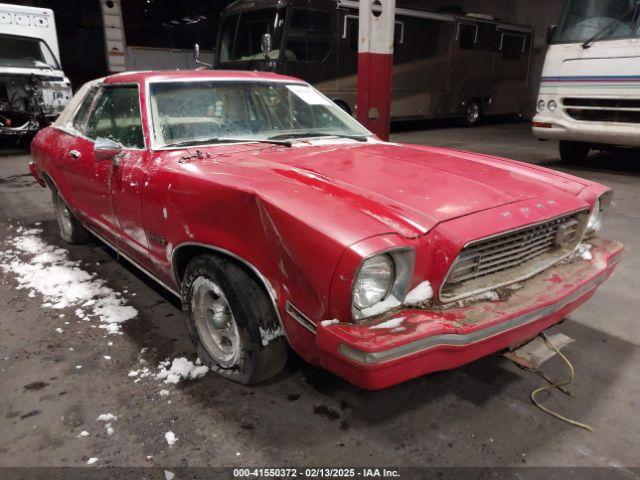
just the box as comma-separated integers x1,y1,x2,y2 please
441,211,587,301
563,97,640,124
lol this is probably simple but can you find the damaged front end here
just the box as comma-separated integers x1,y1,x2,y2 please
0,73,71,139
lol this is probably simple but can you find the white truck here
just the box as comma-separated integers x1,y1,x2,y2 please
0,3,72,140
533,0,640,162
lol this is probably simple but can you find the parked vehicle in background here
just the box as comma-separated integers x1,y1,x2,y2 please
0,3,72,141
533,0,640,162
29,70,622,389
214,0,533,125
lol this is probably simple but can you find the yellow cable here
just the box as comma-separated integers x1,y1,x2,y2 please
529,332,593,432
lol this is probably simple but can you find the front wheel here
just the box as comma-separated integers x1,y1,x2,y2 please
52,190,90,244
462,99,482,126
559,141,590,163
182,254,288,385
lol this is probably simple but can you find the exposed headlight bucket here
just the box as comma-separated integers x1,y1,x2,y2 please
353,254,395,310
585,191,612,238
537,99,546,111
548,100,557,111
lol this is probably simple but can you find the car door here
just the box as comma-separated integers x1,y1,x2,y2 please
54,84,121,245
54,84,99,223
99,85,150,265
85,84,150,265
62,85,135,245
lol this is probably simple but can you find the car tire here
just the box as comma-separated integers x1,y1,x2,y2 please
333,100,352,115
52,190,90,245
182,254,288,385
559,141,590,163
462,99,482,126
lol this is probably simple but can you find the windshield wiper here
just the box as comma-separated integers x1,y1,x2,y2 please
582,2,640,48
164,137,292,148
268,132,368,142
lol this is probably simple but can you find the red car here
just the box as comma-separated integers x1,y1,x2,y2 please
29,71,622,389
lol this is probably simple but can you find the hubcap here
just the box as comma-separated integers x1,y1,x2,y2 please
191,277,241,368
468,103,480,123
55,196,73,239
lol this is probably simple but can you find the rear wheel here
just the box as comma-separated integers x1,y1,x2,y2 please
182,254,288,385
462,99,482,126
559,141,590,163
52,190,90,244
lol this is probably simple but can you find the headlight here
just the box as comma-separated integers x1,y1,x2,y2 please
537,99,546,111
353,254,395,310
585,191,612,238
351,248,415,321
548,100,557,111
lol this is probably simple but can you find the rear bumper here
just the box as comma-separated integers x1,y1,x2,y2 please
316,237,623,390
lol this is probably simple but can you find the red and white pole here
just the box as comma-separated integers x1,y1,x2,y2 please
357,0,395,141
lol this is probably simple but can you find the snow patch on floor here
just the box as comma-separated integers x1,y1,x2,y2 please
165,431,177,446
0,227,137,334
97,413,117,422
404,281,433,306
97,413,117,437
156,357,209,384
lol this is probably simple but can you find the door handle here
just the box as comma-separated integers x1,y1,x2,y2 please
69,150,81,159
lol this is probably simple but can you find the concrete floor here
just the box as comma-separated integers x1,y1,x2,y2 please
0,122,638,470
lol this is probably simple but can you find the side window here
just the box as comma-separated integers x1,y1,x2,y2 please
71,87,98,134
85,86,144,149
501,33,526,61
218,14,238,62
347,17,358,51
459,24,478,50
477,23,499,51
286,8,332,62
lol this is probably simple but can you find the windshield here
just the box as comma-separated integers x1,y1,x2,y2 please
0,34,60,69
219,8,285,62
553,0,640,43
149,81,371,148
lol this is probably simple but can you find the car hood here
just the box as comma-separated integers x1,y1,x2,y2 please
191,141,589,237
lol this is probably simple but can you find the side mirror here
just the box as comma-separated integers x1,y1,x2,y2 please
546,25,557,44
261,33,272,58
94,136,123,161
193,43,212,68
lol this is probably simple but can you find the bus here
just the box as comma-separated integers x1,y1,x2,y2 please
214,0,533,125
533,0,640,161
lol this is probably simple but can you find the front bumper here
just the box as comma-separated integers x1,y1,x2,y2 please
533,114,640,147
0,119,39,137
316,238,623,390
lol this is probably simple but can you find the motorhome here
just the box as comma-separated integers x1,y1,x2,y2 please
533,0,640,161
0,3,72,140
213,0,533,125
